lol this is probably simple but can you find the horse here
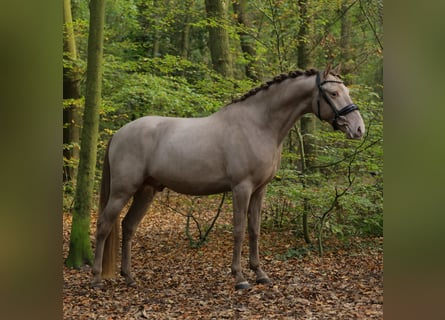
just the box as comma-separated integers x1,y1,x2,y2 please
91,68,365,290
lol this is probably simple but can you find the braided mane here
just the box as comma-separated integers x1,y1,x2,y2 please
231,68,319,104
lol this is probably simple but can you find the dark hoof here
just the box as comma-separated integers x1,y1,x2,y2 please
121,271,137,287
235,281,250,290
256,277,272,285
90,281,104,289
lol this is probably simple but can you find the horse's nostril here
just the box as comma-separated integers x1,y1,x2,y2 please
357,126,362,135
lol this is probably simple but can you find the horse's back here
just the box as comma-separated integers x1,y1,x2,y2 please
108,115,231,195
107,112,281,196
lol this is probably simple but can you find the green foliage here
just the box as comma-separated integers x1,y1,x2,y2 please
92,54,255,193
264,81,383,243
276,244,315,260
63,0,383,245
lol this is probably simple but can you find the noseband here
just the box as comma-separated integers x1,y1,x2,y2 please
316,72,359,130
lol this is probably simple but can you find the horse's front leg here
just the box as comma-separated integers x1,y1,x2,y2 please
231,182,253,290
248,186,271,285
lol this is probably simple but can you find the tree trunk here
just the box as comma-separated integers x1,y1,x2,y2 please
205,0,233,77
63,0,82,183
340,0,353,74
297,0,311,71
233,0,259,81
152,0,160,57
66,0,106,268
297,0,315,169
180,0,193,59
297,0,314,244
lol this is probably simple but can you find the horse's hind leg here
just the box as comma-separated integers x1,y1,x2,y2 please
121,184,156,286
248,186,271,285
92,195,129,287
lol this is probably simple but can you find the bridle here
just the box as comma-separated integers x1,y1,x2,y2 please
316,72,359,130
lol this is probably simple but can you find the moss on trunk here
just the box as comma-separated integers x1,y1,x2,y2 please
66,0,106,269
65,215,93,267
205,0,233,77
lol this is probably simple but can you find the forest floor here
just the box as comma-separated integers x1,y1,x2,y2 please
63,194,383,319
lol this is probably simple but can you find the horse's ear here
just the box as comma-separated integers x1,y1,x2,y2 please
323,64,332,78
333,64,342,76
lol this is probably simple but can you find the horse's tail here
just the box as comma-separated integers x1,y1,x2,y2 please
100,137,119,279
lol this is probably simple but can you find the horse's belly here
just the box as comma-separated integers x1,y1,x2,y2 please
153,174,231,196
169,182,231,196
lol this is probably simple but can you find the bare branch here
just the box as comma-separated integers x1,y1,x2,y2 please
359,0,383,50
317,135,359,256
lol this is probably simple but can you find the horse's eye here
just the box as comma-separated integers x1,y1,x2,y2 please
330,91,338,97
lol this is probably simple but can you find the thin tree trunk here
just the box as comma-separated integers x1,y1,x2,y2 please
152,0,160,57
297,0,315,169
340,0,353,74
181,20,191,59
63,0,82,183
233,0,259,81
66,0,106,268
297,127,311,244
180,0,193,59
297,0,314,244
205,0,233,77
297,0,311,71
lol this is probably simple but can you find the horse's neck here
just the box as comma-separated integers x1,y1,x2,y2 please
228,76,314,144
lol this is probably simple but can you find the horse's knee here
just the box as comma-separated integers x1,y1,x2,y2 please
248,228,259,240
121,219,132,235
122,218,138,240
95,225,110,242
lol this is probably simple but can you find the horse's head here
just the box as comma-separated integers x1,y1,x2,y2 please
312,69,365,139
